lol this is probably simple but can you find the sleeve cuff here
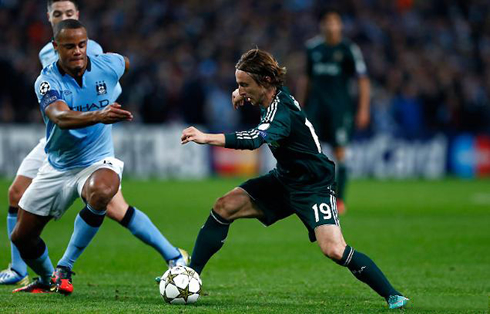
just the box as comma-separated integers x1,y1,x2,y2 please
224,133,237,148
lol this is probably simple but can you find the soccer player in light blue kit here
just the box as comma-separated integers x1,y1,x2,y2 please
9,19,165,295
1,0,188,289
10,18,130,294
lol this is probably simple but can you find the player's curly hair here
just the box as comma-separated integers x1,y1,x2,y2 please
235,48,287,88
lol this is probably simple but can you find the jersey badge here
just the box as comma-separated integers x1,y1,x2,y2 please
96,81,107,95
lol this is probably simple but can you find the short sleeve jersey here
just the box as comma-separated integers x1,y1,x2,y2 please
34,54,126,170
305,36,367,113
39,39,122,100
225,86,336,192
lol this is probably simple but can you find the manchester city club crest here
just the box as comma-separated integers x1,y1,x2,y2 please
95,81,107,95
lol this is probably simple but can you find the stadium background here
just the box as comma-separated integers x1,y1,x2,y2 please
1,0,490,179
0,1,489,313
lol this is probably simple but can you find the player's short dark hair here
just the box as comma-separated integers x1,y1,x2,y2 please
235,48,286,88
318,7,341,22
53,19,85,41
47,0,79,11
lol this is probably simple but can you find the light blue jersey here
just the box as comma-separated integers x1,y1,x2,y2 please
34,54,126,170
39,39,122,100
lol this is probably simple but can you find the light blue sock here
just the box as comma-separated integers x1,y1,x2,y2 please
57,205,106,270
7,213,28,276
23,245,54,285
128,208,180,262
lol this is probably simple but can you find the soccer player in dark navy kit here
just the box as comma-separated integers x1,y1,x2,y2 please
182,49,408,309
298,9,371,215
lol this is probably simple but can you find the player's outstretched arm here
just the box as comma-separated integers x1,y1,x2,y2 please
181,126,225,146
45,101,133,129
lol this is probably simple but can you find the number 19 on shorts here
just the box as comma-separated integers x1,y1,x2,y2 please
312,203,332,222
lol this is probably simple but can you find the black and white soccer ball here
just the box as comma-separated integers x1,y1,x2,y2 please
159,265,202,304
39,81,50,95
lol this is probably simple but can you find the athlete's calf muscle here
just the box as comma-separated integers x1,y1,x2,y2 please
315,224,347,260
105,191,129,221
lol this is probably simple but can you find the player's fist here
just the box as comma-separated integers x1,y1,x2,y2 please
232,89,245,109
98,103,133,124
181,126,207,145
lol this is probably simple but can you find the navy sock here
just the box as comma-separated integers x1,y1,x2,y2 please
190,210,231,274
338,246,400,300
8,206,18,214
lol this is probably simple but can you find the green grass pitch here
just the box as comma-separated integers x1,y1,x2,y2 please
0,178,489,313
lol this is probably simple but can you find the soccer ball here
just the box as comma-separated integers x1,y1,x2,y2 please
159,266,202,304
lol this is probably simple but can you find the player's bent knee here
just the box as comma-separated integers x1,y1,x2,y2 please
88,185,118,209
8,184,25,207
85,170,120,209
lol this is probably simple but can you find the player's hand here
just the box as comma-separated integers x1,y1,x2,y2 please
181,126,208,145
98,103,133,124
232,89,245,109
355,108,370,130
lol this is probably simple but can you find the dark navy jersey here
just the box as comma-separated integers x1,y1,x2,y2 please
225,86,336,192
306,36,367,112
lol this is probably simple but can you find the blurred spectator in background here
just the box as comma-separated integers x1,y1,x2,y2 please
0,0,489,135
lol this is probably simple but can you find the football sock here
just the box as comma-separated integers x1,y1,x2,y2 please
190,209,231,274
338,246,400,300
337,162,347,200
21,239,54,285
57,204,106,270
121,206,181,262
7,208,27,276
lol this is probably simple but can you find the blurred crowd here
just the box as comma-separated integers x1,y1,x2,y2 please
1,0,489,136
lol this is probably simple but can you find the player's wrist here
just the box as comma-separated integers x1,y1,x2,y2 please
200,133,207,144
204,133,213,144
91,111,102,124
